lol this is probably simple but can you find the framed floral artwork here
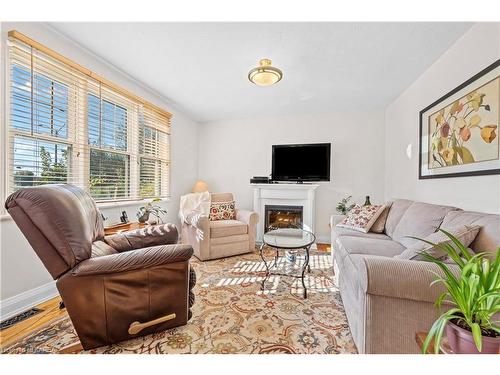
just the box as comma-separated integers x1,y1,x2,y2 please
419,60,500,179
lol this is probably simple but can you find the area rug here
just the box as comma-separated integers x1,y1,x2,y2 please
2,250,357,354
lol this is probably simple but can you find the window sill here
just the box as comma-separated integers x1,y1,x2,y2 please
0,197,171,221
96,197,171,209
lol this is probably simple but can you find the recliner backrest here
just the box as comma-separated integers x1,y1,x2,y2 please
5,184,104,279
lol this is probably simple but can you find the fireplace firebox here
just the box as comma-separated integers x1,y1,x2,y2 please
264,205,303,233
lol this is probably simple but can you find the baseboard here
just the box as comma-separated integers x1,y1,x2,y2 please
0,281,59,321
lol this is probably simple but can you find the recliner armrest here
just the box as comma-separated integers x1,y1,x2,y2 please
353,255,459,303
236,209,259,226
71,244,193,276
105,223,178,252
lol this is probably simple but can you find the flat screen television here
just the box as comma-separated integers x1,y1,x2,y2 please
272,143,331,182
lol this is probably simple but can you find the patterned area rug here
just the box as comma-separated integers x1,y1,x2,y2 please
3,250,357,354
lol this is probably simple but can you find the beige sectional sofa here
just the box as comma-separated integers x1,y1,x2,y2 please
331,199,500,354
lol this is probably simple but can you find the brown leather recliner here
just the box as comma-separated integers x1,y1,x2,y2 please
5,184,196,350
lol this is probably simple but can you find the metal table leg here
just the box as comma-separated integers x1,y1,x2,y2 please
301,245,311,299
259,242,270,291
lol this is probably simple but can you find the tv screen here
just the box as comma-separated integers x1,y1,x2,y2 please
272,143,331,182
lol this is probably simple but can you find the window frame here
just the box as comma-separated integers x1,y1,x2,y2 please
2,31,172,213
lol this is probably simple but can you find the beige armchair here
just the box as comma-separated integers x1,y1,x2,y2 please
181,193,259,261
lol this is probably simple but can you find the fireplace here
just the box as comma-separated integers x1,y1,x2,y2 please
253,183,319,242
264,205,303,232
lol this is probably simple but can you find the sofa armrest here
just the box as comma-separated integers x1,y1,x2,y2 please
330,214,346,228
104,223,178,252
72,244,193,276
236,209,259,226
353,255,459,304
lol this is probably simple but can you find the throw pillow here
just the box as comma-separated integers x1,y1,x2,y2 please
395,225,481,261
209,200,236,221
370,202,392,233
336,204,386,233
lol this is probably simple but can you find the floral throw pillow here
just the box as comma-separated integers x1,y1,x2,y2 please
209,200,236,221
336,204,386,233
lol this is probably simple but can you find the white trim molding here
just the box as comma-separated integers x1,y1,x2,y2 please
0,281,59,320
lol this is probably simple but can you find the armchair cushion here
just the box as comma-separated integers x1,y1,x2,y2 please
71,244,193,276
104,223,178,252
209,220,248,238
91,240,118,257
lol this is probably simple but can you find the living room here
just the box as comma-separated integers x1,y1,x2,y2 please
1,0,499,372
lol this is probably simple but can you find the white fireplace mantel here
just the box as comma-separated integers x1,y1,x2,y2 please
252,183,320,242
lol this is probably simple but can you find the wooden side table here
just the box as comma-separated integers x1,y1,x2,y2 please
104,222,148,235
415,332,453,354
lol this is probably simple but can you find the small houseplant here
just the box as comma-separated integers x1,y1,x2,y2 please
416,230,499,354
336,195,356,215
136,198,167,224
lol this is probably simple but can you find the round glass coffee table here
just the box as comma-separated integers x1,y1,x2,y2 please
259,228,316,299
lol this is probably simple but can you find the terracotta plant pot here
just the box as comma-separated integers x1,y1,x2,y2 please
445,322,500,354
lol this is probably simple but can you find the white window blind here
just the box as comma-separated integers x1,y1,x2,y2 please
139,107,170,198
6,33,172,202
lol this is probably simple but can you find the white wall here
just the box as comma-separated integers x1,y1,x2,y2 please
3,21,499,319
198,112,386,242
0,22,199,312
385,23,500,213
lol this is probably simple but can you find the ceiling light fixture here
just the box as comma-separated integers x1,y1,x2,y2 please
248,58,283,86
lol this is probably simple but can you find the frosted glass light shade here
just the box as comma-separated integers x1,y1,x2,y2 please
248,59,283,86
192,180,209,193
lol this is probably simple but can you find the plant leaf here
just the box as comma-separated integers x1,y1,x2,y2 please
471,323,483,352
456,146,474,164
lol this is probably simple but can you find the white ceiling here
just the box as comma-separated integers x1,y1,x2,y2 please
49,22,472,123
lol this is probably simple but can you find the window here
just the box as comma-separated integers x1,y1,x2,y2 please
87,92,131,200
139,108,170,198
5,31,172,203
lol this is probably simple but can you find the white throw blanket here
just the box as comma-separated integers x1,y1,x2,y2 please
179,191,211,225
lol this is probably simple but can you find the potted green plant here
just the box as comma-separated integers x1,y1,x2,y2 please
336,195,355,215
136,198,167,224
416,229,499,354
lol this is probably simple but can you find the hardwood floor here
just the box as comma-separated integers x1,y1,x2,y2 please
0,243,331,350
0,296,65,349
316,243,330,252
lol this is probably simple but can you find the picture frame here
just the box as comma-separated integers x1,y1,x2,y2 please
419,59,500,179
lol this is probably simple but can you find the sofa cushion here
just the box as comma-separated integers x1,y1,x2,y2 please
370,203,392,234
336,236,406,257
384,199,413,237
440,211,500,254
210,220,248,238
332,226,392,244
395,225,481,260
391,201,460,247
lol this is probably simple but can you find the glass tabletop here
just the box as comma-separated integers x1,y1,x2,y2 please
262,228,316,249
